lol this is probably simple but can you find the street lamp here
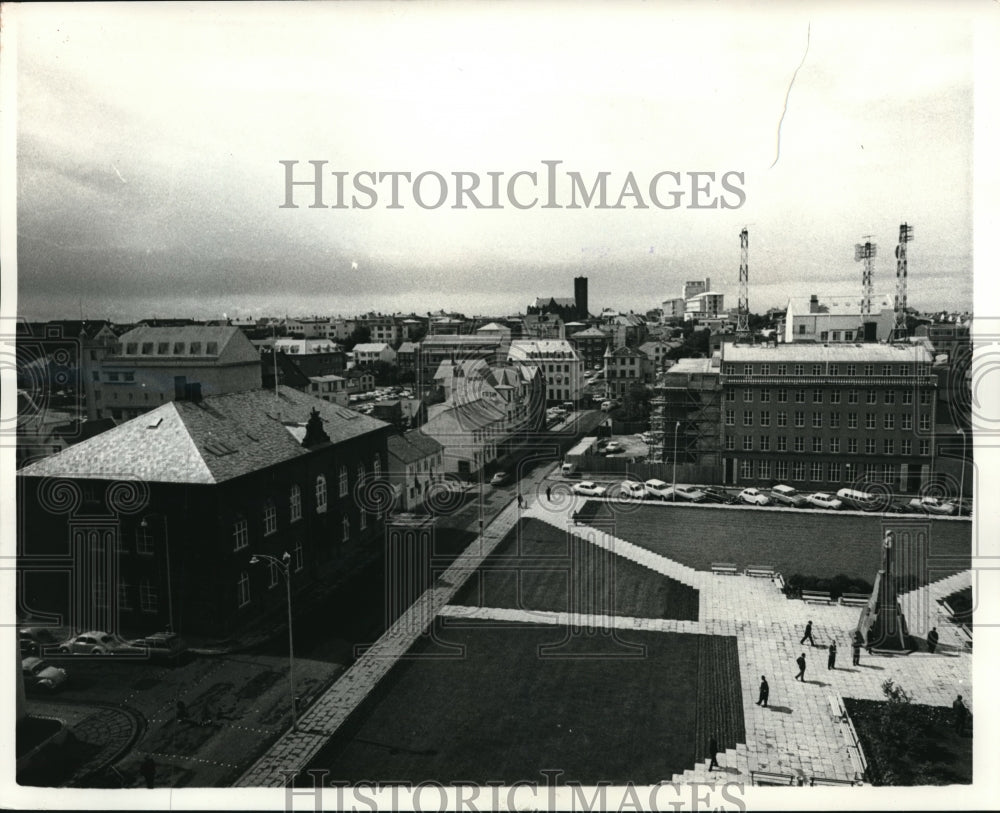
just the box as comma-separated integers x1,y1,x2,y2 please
672,421,681,502
140,516,174,633
957,428,966,511
250,551,297,732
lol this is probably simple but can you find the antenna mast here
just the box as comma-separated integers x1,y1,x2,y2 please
736,228,750,342
893,223,914,340
854,237,877,317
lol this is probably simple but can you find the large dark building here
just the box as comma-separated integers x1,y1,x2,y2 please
17,387,393,638
574,275,589,320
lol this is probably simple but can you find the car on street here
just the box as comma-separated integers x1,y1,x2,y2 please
19,627,62,656
120,632,190,664
806,492,843,510
737,487,770,506
769,484,808,508
604,441,625,454
572,481,607,497
835,488,879,511
907,496,957,516
664,484,707,502
21,657,68,692
644,479,672,500
58,630,125,655
490,471,511,486
618,481,647,500
701,486,735,504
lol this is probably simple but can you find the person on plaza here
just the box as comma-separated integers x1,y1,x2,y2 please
708,734,720,771
827,641,837,670
852,632,862,666
755,675,769,707
139,756,156,789
517,493,524,508
927,627,940,654
953,695,970,735
546,485,552,501
800,620,815,646
795,652,807,681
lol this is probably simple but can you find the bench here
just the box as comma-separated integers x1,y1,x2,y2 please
810,776,859,786
839,592,870,607
773,572,786,591
745,565,776,579
802,589,833,604
841,707,869,779
828,694,847,722
750,770,797,786
711,563,739,576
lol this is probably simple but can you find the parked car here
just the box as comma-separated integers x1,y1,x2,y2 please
21,657,68,692
701,486,735,504
806,492,843,510
120,632,190,664
769,484,808,508
908,496,957,516
618,481,647,500
604,441,625,454
600,400,614,412
489,471,510,486
835,488,879,511
58,631,124,655
737,487,770,506
19,627,61,656
644,479,671,500
664,484,706,502
572,481,607,497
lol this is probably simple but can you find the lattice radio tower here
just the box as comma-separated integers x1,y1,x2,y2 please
854,237,877,317
893,222,914,338
736,228,750,342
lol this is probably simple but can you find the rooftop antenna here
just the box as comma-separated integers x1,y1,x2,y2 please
893,223,914,340
854,236,877,317
735,228,750,342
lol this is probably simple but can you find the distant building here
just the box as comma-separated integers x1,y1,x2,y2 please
352,343,397,366
526,276,589,322
568,326,611,371
387,431,445,511
781,294,895,344
308,375,348,406
507,339,583,405
417,334,509,392
684,291,725,322
603,345,655,399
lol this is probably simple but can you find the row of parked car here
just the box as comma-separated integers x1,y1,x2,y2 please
568,481,968,515
19,627,190,692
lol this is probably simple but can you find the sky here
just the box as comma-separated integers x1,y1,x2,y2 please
11,2,976,322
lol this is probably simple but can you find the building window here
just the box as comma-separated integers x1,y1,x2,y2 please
339,466,349,497
237,571,250,608
902,414,913,430
830,437,840,453
357,463,367,489
848,438,858,454
744,389,753,402
118,583,132,611
919,414,931,431
792,461,806,480
865,438,876,455
760,390,770,403
726,389,735,402
830,364,839,374
830,390,841,404
864,364,874,376
740,460,752,479
233,517,248,551
794,436,805,452
760,460,772,478
136,525,154,555
866,390,877,404
290,485,302,522
744,364,753,375
373,456,381,477
865,463,877,480
882,365,892,376
761,364,770,375
725,409,735,426
885,390,896,405
140,580,158,613
743,411,753,426
777,436,787,452
777,364,787,375
760,412,770,427
812,413,822,429
882,463,895,482
884,439,894,455
812,364,821,376
342,515,351,543
811,462,823,481
865,414,876,430
903,390,913,405
828,463,841,481
795,389,805,403
794,411,805,428
268,562,279,589
743,436,753,451
263,500,277,536
294,540,304,572
776,461,788,480
794,364,804,376
812,437,823,453
725,435,735,451
820,332,829,341
901,439,912,455
813,389,822,403
920,439,930,455
848,389,859,404
760,435,770,451
777,388,788,403
884,414,895,430
777,411,787,427
920,390,931,405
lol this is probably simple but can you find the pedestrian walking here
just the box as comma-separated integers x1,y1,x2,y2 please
927,627,940,654
139,756,156,789
800,620,815,646
176,700,188,722
827,641,837,670
517,493,524,508
708,734,720,771
546,486,552,501
755,675,769,707
795,652,807,681
851,633,862,666
953,695,969,735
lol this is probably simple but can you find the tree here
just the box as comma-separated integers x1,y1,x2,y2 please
343,325,372,352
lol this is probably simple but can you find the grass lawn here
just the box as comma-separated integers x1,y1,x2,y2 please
843,698,972,785
574,503,971,584
307,620,743,784
450,519,699,621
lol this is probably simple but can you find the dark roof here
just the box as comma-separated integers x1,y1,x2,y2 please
18,387,390,485
387,430,443,464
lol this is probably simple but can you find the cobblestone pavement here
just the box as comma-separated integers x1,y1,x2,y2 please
238,493,972,788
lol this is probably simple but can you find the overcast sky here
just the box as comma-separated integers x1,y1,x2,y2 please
12,2,975,322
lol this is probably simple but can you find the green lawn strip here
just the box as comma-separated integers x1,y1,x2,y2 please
306,621,743,785
843,698,972,785
450,519,698,621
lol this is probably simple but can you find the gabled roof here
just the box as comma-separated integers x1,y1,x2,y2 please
18,387,389,485
397,342,419,353
353,343,393,353
569,326,609,339
387,430,443,464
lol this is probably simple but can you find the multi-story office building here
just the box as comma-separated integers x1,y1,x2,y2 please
568,326,610,371
719,343,937,492
507,339,584,405
603,345,654,399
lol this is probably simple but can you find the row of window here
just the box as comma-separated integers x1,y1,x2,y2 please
119,341,219,356
94,580,159,612
727,388,931,405
725,435,930,455
724,410,930,431
724,362,928,376
737,459,907,483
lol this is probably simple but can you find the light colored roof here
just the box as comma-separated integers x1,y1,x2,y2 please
115,325,249,358
509,339,576,354
309,374,345,383
786,294,893,315
569,327,609,339
667,357,718,375
18,387,388,485
421,335,502,346
352,343,392,352
723,342,933,362
397,342,419,353
476,322,508,332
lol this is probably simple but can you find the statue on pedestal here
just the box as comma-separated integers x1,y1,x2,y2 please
855,530,913,653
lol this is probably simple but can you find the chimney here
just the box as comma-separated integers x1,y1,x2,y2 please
809,295,819,314
302,407,331,447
